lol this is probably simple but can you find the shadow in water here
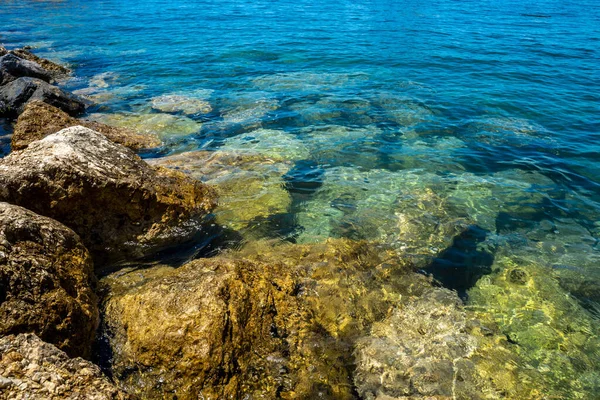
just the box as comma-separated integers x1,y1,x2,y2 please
424,225,494,299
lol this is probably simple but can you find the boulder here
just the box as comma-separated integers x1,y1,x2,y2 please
10,47,70,77
100,239,420,399
0,53,52,85
12,101,160,151
0,202,98,358
0,77,85,118
0,47,7,57
0,126,217,265
0,334,130,400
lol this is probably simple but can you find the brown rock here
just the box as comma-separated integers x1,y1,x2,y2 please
12,101,161,151
0,126,217,265
0,202,98,358
0,47,7,57
0,334,131,400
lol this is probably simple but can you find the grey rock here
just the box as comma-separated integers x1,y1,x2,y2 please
0,53,52,85
0,77,85,118
0,126,217,265
0,202,98,358
0,333,130,400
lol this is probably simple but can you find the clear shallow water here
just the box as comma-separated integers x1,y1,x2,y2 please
2,0,600,396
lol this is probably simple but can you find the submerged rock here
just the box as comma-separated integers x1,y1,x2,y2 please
0,126,216,265
0,53,52,85
89,112,201,139
0,333,130,400
0,202,98,358
151,93,212,115
0,77,85,118
100,239,421,399
10,47,71,77
149,150,292,232
12,101,160,151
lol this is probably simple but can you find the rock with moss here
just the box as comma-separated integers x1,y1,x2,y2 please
467,255,600,398
0,53,52,85
100,239,425,399
0,126,217,265
0,333,130,400
12,101,160,151
0,202,98,358
149,150,292,232
0,77,85,118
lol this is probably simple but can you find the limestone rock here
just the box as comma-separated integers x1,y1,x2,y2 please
0,333,130,400
10,47,71,77
0,77,85,118
12,101,160,151
0,126,216,265
0,202,98,358
100,239,420,399
0,53,52,85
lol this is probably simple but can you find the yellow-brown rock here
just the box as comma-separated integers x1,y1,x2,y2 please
0,126,217,265
12,101,160,151
0,202,98,358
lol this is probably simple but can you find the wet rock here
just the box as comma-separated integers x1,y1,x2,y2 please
89,111,201,139
0,77,85,118
10,48,71,77
0,333,130,400
12,101,160,151
468,255,600,398
151,94,212,115
0,126,217,265
149,150,292,232
0,47,7,57
0,53,52,85
100,239,419,399
0,202,98,358
354,286,545,399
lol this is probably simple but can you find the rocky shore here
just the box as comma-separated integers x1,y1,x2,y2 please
1,45,599,400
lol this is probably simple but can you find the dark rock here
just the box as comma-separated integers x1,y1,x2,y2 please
0,77,85,118
0,202,98,358
0,126,217,265
10,47,70,77
12,101,161,151
0,53,52,85
0,47,7,57
0,333,131,399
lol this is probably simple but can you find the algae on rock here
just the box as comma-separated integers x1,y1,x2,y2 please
0,202,98,358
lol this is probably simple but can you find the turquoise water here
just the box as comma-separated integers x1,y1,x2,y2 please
2,0,600,395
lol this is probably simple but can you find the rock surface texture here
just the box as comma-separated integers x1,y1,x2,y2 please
0,126,217,265
12,101,160,151
0,77,85,118
0,202,98,358
0,53,52,85
10,48,71,77
0,334,130,400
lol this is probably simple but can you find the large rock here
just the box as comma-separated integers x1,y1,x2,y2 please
0,126,217,265
0,47,7,57
100,239,421,399
0,202,98,358
0,334,130,400
0,53,52,85
10,47,71,77
0,77,85,118
12,101,160,151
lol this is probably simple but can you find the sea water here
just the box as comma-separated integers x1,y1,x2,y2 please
2,0,600,396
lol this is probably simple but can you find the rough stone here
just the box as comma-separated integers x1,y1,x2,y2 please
12,101,160,151
0,77,85,118
100,239,420,399
0,53,52,85
10,48,71,77
0,202,98,358
0,126,217,265
0,334,130,400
